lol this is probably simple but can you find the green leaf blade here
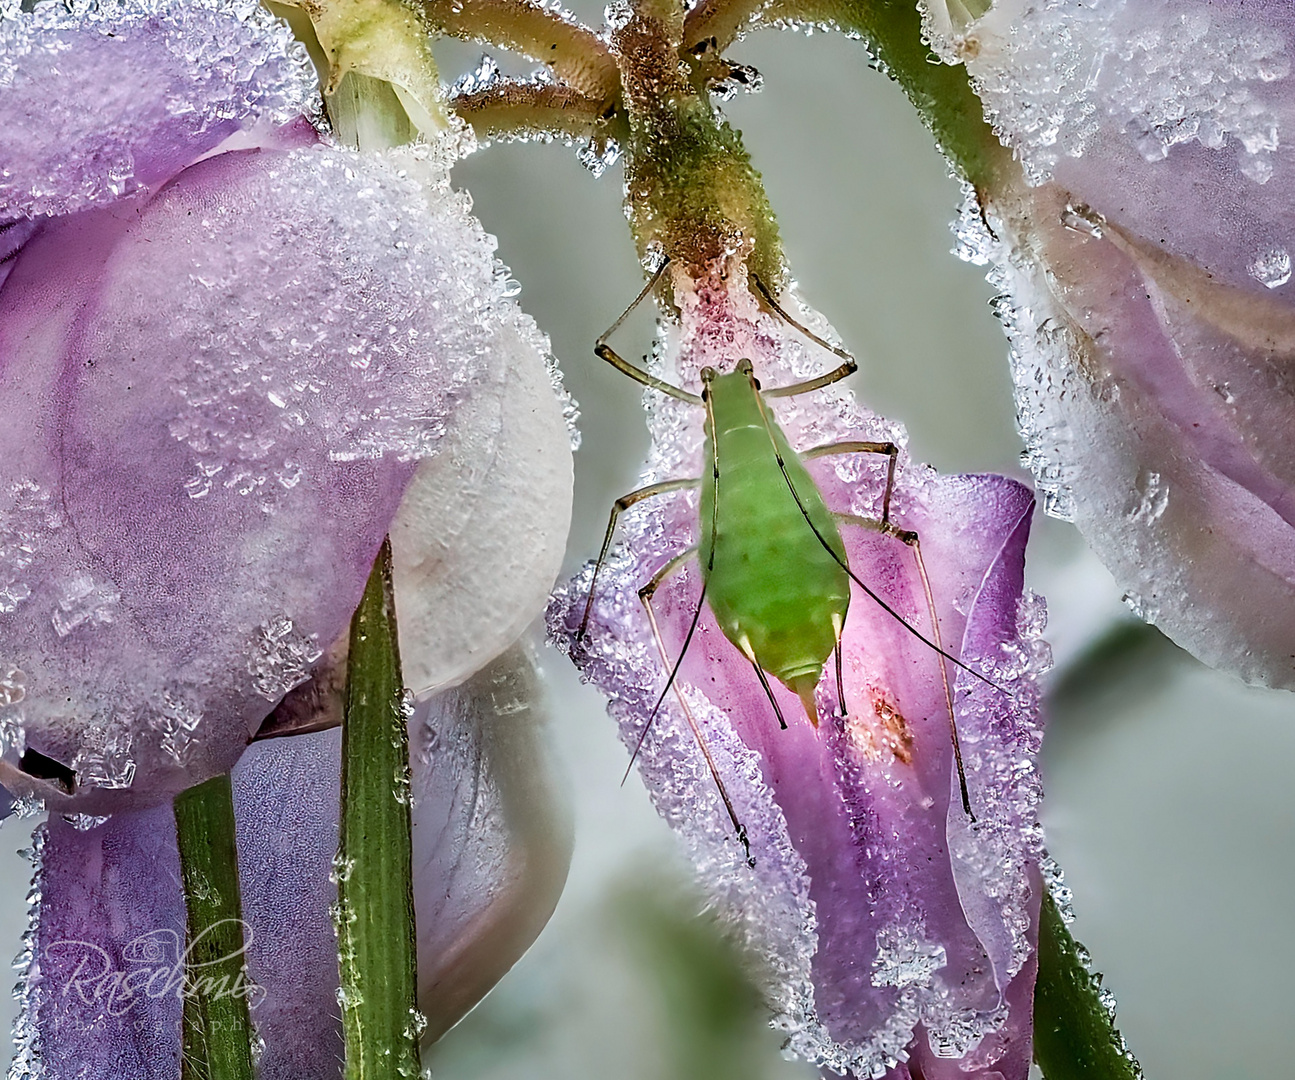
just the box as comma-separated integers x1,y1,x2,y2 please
1035,886,1143,1080
338,537,422,1080
174,773,257,1080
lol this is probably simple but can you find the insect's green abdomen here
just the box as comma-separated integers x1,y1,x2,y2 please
700,371,850,710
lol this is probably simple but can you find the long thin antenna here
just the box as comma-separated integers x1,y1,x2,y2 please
602,257,670,345
637,575,755,867
769,434,1004,692
908,535,975,820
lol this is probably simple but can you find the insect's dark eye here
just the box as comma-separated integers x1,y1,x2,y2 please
736,358,753,374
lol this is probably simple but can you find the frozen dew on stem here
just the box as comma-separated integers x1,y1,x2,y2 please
553,267,1045,1078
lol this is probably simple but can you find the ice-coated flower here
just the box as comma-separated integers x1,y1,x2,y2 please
553,270,1046,1079
925,0,1295,688
14,643,572,1079
0,0,574,810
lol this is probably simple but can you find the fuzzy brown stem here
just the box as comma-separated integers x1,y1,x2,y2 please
420,0,619,102
454,80,620,142
682,0,769,53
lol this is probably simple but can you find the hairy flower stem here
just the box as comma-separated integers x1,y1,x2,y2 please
337,537,421,1080
174,774,256,1080
421,0,620,102
1035,889,1142,1080
613,0,783,287
454,80,621,144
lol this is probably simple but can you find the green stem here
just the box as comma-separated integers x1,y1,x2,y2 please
689,0,1013,192
1035,887,1143,1080
174,774,256,1080
337,537,421,1080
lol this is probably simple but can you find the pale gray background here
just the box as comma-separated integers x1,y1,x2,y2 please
1,15,1292,1080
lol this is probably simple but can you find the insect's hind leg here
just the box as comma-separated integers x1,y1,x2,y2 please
637,550,756,868
803,440,900,525
832,511,976,822
577,476,700,641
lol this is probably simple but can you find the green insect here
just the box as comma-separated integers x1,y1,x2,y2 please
577,265,992,854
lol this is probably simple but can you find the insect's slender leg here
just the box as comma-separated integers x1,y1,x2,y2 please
601,257,670,345
761,361,858,399
801,440,900,525
832,512,975,822
577,476,700,641
750,273,854,363
733,636,787,730
629,551,707,781
635,549,755,867
596,259,704,406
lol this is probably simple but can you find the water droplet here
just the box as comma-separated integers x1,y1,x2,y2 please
329,853,355,884
72,720,136,790
870,926,946,989
148,692,203,766
0,666,26,707
1130,470,1168,523
62,812,111,831
1060,203,1105,239
1248,245,1291,288
50,571,120,637
1121,591,1159,623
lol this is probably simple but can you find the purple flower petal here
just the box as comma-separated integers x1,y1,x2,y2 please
936,1,1295,685
233,729,344,1080
553,274,1045,1077
12,642,572,1078
411,644,573,1043
0,133,561,810
13,811,185,1080
10,735,345,1080
0,0,317,219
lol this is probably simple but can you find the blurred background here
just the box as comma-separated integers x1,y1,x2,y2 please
3,11,1294,1080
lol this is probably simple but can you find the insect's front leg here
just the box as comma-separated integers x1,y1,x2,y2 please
595,259,703,405
577,477,700,641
